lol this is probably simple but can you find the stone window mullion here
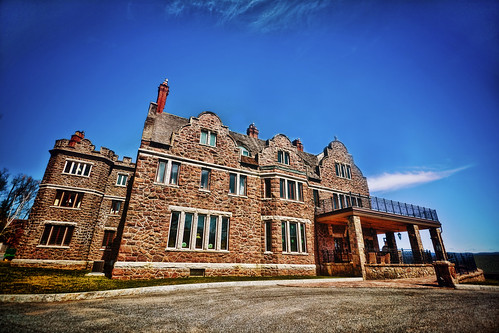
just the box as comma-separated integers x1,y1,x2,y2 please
177,212,185,249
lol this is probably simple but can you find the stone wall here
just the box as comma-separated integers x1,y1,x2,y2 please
365,264,435,280
15,132,134,267
321,263,357,277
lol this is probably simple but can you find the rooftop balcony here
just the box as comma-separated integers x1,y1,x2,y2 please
315,195,439,223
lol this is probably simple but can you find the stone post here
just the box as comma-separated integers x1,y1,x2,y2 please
407,224,424,264
347,215,366,279
385,232,399,263
429,227,447,261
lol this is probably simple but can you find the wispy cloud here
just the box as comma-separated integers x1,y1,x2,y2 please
367,166,471,192
162,0,328,32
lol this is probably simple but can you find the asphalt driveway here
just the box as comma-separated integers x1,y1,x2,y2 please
1,284,498,333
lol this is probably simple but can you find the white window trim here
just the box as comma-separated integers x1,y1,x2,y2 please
279,178,304,202
62,159,93,178
155,160,180,186
334,161,352,180
116,173,128,187
228,173,247,197
166,209,230,252
281,221,307,254
277,150,290,165
200,129,217,147
239,146,250,156
199,168,211,191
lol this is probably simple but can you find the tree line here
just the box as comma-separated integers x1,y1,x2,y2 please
0,168,39,244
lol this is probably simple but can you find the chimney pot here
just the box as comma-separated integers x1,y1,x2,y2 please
69,131,85,147
156,79,170,113
247,123,259,139
292,138,304,152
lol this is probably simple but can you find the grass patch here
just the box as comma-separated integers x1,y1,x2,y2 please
0,262,334,294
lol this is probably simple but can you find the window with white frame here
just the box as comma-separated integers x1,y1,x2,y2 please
239,146,250,156
116,173,128,186
281,221,307,253
200,129,217,147
200,168,210,190
156,160,180,185
279,178,304,201
63,160,92,177
334,162,352,179
39,223,75,247
110,200,122,214
229,173,247,196
277,150,290,165
53,190,83,208
167,210,229,251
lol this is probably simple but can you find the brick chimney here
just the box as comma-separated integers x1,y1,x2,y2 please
156,79,170,113
247,123,259,139
292,138,303,152
68,131,85,147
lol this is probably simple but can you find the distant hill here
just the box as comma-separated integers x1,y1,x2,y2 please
473,253,499,278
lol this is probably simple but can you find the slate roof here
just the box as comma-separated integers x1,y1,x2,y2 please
149,112,321,179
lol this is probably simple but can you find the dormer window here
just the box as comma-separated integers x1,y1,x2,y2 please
200,129,216,147
239,146,250,156
277,151,290,165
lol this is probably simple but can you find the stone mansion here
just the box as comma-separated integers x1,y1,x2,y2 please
13,80,448,279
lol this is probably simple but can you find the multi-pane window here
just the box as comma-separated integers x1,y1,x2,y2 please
39,224,75,247
200,129,217,147
110,200,122,214
63,160,91,176
156,160,180,185
281,221,307,253
265,221,272,252
277,151,290,165
229,173,247,196
167,210,229,251
332,193,363,210
116,173,128,186
53,190,83,208
334,162,352,179
279,178,304,201
200,169,210,190
101,230,115,249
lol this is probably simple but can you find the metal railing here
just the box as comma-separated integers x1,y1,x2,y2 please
370,197,439,222
447,252,478,275
315,195,439,222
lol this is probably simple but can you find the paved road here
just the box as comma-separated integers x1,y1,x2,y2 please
1,284,498,332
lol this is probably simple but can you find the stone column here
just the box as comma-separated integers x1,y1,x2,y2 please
407,224,424,264
372,229,380,252
385,232,399,264
348,215,366,279
429,227,447,261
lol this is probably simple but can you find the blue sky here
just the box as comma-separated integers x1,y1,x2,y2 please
1,0,498,252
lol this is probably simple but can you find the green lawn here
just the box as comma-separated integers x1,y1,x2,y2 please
0,262,330,294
